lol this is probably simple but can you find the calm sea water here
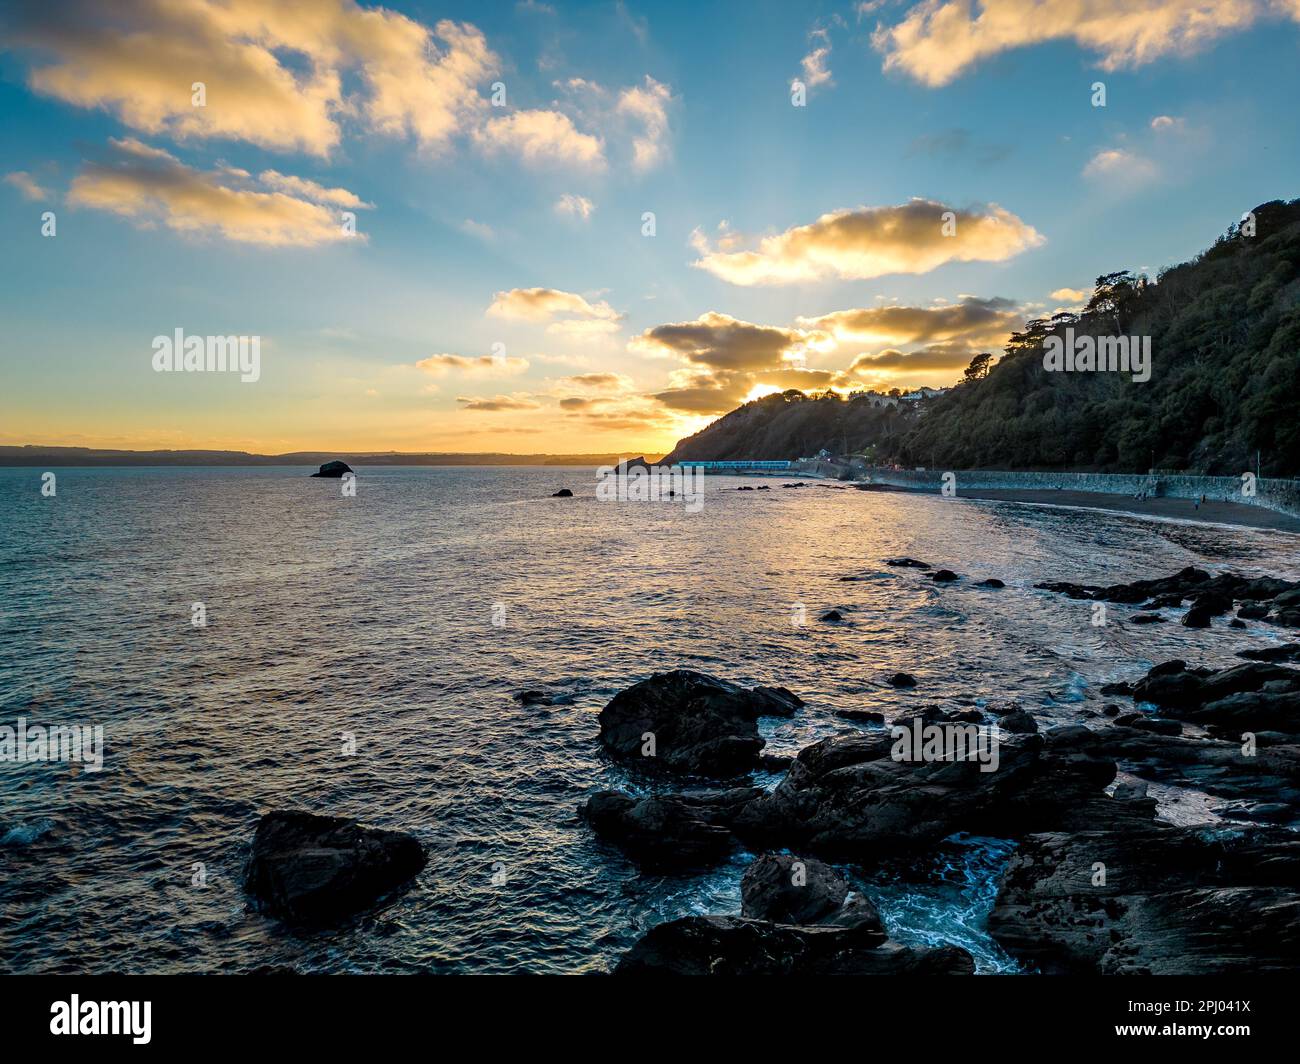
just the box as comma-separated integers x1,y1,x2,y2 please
2,465,1297,974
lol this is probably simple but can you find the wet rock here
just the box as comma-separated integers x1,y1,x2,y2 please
1145,594,1184,609
740,853,875,928
613,916,973,975
1237,602,1271,620
244,811,426,923
1229,618,1247,629
1238,643,1300,662
819,609,845,622
1099,682,1133,697
1130,613,1165,625
1126,717,1183,736
1040,725,1300,811
551,488,574,497
732,729,1115,859
759,753,795,773
976,578,1005,588
885,558,931,569
310,460,352,478
582,788,759,871
1131,660,1300,735
836,709,885,724
514,689,573,706
887,672,918,688
1182,604,1214,628
989,826,1300,974
931,569,959,582
1101,704,1121,717
997,710,1038,734
597,670,803,777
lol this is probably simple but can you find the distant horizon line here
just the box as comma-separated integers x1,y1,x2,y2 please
0,444,668,468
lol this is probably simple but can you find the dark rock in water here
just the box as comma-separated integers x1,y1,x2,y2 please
613,916,973,975
1182,604,1214,628
597,670,803,777
514,689,573,707
836,709,885,724
885,558,931,569
310,460,352,478
1130,613,1165,625
732,728,1116,858
1229,618,1247,629
1274,607,1300,627
887,672,917,688
1099,681,1133,696
1126,716,1183,736
1145,594,1184,609
950,709,986,724
931,569,958,582
1238,643,1300,662
819,609,845,622
976,578,1005,588
582,788,757,871
989,826,1300,974
551,488,574,497
758,753,794,773
740,853,875,928
997,710,1038,734
1063,721,1300,810
1102,704,1121,717
244,811,426,923
1237,602,1270,620
1131,660,1300,735
1113,712,1144,726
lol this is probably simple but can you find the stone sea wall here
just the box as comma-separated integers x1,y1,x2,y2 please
794,461,1300,520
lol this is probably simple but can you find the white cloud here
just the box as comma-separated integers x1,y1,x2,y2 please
555,193,595,219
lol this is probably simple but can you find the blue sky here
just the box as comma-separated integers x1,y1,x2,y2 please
2,0,1298,454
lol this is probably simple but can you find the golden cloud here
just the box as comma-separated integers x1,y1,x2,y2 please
872,0,1283,88
67,138,368,246
629,311,830,371
10,1,496,157
691,199,1043,286
799,296,1021,347
416,353,530,377
455,393,541,411
487,287,621,326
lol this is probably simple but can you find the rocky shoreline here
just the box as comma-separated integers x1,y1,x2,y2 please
233,564,1300,975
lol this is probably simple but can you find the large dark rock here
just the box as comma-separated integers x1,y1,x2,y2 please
1036,567,1300,613
244,811,426,923
551,488,574,497
990,826,1300,974
613,916,973,975
731,727,1116,858
1239,643,1300,662
582,788,758,871
740,853,880,929
597,670,803,777
1131,660,1300,735
310,460,353,478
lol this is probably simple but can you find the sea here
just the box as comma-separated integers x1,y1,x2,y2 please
2,465,1297,973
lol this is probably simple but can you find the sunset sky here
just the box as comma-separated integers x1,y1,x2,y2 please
2,0,1298,455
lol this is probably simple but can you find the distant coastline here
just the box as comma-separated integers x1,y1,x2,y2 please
0,446,665,468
